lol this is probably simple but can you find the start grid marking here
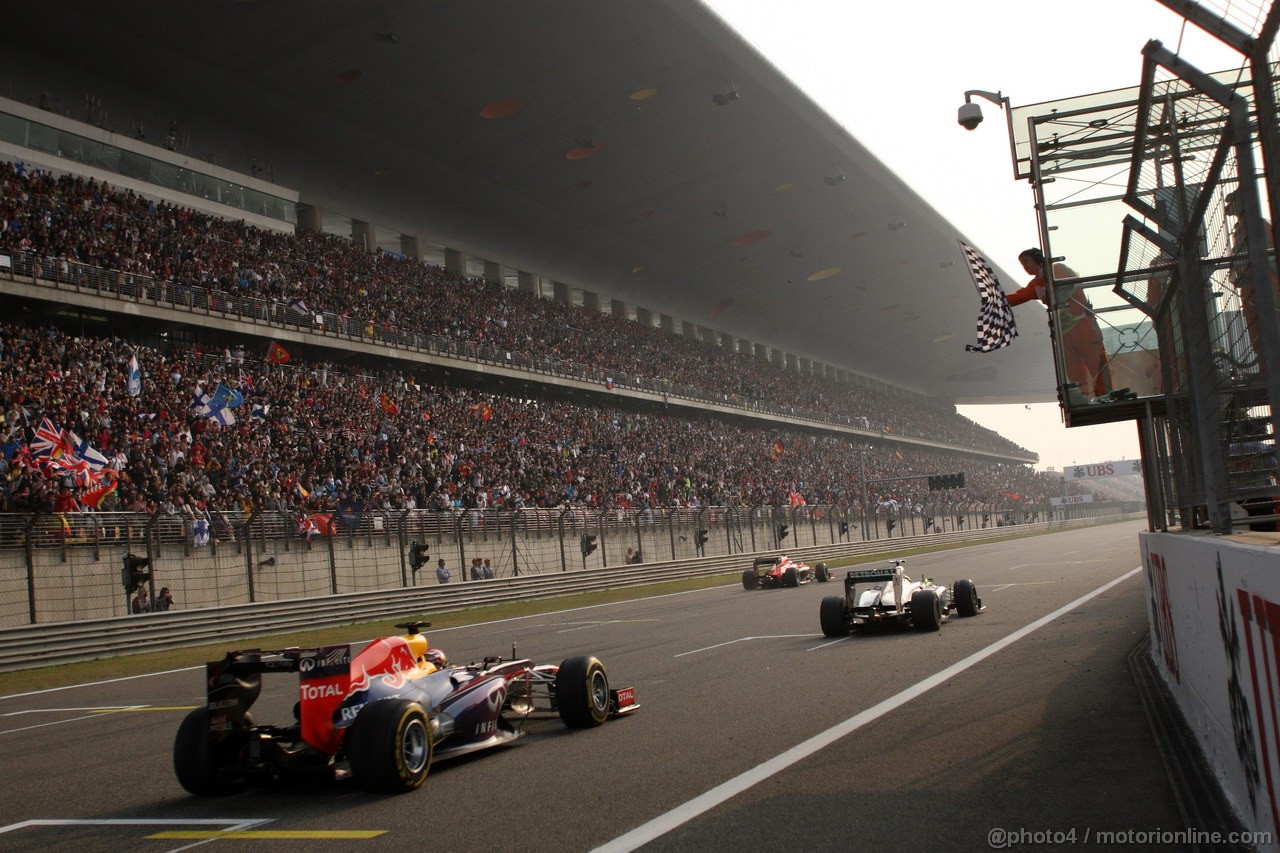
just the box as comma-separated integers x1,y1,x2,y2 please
0,819,386,846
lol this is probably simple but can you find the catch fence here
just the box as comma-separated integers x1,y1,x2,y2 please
0,501,1135,626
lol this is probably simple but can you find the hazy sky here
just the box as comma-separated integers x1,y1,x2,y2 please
704,0,1251,470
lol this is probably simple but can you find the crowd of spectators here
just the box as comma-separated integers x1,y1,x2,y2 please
0,161,1030,456
0,323,1070,521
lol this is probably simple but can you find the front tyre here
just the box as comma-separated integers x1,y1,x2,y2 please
173,708,249,796
783,566,799,588
820,595,850,637
348,699,432,793
815,562,830,583
911,589,942,632
954,578,980,617
557,656,611,728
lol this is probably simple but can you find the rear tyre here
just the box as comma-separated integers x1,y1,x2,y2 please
912,589,942,632
742,569,759,590
348,699,432,793
820,596,850,637
954,579,980,617
783,566,798,588
557,656,610,728
173,708,249,796
815,563,830,583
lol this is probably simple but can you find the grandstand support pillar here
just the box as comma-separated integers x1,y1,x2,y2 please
400,235,420,261
681,320,698,340
737,337,753,355
296,204,323,233
636,307,653,327
697,325,713,343
660,314,676,334
719,331,735,349
444,248,466,275
611,299,628,320
552,281,570,304
583,290,601,312
799,357,811,374
753,343,769,361
517,270,540,296
351,220,374,253
484,260,503,286
776,350,790,369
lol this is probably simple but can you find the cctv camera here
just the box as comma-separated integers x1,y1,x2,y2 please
957,102,983,130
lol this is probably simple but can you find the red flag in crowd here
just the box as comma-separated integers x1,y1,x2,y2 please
380,394,400,415
266,341,291,364
81,470,120,509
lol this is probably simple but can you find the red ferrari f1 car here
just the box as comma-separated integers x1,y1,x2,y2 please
742,554,830,590
173,621,638,795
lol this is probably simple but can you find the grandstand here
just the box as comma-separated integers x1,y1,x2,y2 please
0,2,1142,624
0,164,1067,516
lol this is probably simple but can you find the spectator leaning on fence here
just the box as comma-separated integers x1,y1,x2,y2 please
435,558,452,584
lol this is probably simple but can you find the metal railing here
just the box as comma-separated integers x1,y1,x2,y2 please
0,502,1138,629
0,513,1134,672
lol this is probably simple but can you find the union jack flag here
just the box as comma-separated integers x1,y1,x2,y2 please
31,417,67,459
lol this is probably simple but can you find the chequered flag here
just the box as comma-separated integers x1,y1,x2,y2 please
959,239,1018,353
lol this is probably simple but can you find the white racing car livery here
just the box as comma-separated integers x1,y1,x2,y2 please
819,558,983,636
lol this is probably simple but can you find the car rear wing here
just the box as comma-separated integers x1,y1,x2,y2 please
844,567,898,583
752,556,782,567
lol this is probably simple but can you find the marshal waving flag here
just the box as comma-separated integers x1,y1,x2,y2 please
959,240,1018,353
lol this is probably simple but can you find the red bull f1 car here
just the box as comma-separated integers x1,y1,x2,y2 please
819,558,983,635
742,554,830,590
173,621,638,795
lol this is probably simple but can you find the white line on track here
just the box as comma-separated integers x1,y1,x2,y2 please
0,818,270,834
4,705,148,715
0,817,275,853
0,584,734,702
673,635,816,657
984,581,1056,593
593,566,1142,853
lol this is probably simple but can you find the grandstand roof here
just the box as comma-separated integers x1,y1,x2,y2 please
7,0,1056,404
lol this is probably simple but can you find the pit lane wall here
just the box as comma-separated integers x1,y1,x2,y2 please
1140,531,1280,848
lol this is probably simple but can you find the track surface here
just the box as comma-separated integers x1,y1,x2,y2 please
0,521,1203,852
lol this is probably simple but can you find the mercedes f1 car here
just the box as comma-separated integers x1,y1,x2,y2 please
742,554,830,590
173,621,638,795
819,558,983,635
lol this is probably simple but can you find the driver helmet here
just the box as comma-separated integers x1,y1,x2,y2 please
424,649,448,669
